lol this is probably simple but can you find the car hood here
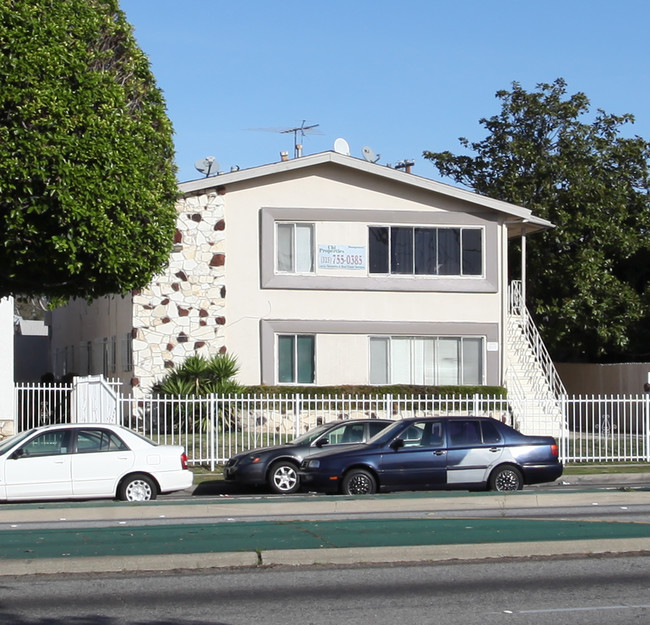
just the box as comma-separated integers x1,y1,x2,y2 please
230,443,297,460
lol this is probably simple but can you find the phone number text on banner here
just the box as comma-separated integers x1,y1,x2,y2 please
318,245,366,270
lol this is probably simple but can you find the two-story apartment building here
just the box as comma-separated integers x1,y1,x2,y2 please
49,151,553,398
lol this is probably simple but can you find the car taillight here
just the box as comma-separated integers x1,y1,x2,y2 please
550,444,558,457
181,453,189,470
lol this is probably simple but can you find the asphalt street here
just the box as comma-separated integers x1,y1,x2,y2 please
0,472,648,576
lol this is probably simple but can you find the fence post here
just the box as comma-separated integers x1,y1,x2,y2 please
560,395,568,462
209,394,216,472
645,393,650,463
295,394,302,439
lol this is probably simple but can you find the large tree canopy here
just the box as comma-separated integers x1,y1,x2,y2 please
0,0,178,299
424,79,650,362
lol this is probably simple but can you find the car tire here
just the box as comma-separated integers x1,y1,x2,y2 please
268,461,300,494
118,473,158,501
341,469,377,495
489,465,523,492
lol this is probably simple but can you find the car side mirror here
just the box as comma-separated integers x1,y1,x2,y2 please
316,438,329,448
390,438,405,451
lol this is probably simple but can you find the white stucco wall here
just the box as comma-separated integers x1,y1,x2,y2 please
0,297,15,433
50,295,134,387
223,167,505,386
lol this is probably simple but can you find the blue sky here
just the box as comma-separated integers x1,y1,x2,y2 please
120,0,650,183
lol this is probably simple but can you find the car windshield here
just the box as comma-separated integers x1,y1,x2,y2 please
0,429,36,456
289,423,334,446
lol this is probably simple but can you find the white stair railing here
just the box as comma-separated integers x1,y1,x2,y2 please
508,281,567,398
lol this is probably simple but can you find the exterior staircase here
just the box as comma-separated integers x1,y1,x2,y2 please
505,281,566,437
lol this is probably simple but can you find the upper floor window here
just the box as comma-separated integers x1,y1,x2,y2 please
277,223,314,273
369,226,482,276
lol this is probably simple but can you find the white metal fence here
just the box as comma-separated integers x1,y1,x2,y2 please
13,384,650,468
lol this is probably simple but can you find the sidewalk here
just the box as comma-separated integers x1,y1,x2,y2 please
0,481,648,576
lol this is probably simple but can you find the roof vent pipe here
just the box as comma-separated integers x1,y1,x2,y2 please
280,151,289,162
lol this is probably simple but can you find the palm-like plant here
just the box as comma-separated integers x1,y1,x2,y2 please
153,353,242,432
154,353,241,397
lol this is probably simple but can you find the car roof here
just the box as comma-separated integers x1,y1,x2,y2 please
323,418,393,425
397,416,500,423
28,423,125,433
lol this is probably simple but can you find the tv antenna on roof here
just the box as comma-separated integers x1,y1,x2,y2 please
194,156,219,177
249,120,323,158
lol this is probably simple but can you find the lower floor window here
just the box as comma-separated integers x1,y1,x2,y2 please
278,334,315,383
369,336,484,385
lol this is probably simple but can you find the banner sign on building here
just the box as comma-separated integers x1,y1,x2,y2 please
318,245,366,270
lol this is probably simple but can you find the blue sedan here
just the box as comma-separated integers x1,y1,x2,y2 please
299,416,563,494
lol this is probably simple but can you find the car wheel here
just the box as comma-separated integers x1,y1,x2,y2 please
341,469,376,495
118,474,157,501
489,465,523,492
268,461,300,494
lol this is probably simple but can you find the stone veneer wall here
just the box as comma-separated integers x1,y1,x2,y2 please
131,188,227,396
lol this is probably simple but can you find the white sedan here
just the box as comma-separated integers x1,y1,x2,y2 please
0,423,193,502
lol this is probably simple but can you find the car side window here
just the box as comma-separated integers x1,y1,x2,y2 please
325,424,365,445
19,431,70,457
368,422,389,438
401,423,426,447
321,424,348,445
481,421,502,444
428,422,444,447
398,422,445,448
76,429,129,453
341,424,365,443
448,420,482,447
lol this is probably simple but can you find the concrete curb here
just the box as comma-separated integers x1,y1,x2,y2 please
2,538,649,577
0,488,646,525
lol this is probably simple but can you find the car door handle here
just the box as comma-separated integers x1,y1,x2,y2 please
433,450,446,456
489,447,500,453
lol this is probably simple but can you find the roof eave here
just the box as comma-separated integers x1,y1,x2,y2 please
178,151,555,231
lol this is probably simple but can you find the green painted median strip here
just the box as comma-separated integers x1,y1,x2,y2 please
0,518,648,560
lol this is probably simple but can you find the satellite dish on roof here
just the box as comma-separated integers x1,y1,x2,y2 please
362,146,380,163
194,156,219,177
334,137,351,155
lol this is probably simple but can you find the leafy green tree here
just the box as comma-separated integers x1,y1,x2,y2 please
0,0,178,299
424,79,650,362
154,354,241,397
